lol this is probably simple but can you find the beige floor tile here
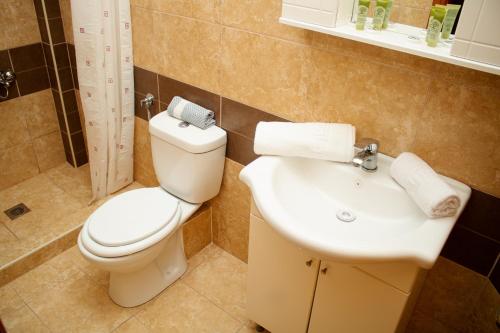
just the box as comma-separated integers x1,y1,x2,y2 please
182,248,248,322
464,280,500,333
185,243,223,275
136,281,241,333
405,310,459,333
53,245,109,287
23,272,135,333
1,304,50,333
113,317,150,333
0,283,24,316
9,251,85,304
413,257,488,332
1,177,83,248
45,163,93,205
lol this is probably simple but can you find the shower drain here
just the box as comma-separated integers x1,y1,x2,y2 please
4,203,31,220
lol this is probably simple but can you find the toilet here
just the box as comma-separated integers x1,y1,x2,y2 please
78,111,227,307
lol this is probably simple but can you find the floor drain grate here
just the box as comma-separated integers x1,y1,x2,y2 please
4,203,31,220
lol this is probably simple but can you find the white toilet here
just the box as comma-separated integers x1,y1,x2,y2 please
78,111,227,307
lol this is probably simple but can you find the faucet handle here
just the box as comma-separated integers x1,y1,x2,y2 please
355,138,379,153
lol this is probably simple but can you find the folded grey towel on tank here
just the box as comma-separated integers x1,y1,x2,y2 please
166,96,216,129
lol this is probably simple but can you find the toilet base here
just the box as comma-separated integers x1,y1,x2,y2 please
108,229,187,307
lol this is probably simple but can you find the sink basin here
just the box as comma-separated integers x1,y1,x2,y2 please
239,154,471,268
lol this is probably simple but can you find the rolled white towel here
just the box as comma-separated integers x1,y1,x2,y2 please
254,122,355,163
166,96,215,129
390,152,461,218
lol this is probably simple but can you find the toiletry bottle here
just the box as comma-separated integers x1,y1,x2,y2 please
441,4,461,40
382,0,394,29
373,0,388,31
356,0,371,30
426,6,446,47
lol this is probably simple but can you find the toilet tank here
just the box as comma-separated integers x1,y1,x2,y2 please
148,112,227,204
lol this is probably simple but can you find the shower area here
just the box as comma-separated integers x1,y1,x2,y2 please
0,0,91,284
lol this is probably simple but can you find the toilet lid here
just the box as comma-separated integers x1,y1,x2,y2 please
87,188,179,247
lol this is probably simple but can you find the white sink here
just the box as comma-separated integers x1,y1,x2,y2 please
239,154,471,268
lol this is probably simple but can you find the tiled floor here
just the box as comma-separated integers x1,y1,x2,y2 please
0,162,142,271
0,243,259,333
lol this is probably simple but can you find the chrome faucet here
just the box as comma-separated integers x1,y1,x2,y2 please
352,138,379,172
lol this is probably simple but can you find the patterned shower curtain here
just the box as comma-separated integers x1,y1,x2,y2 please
71,0,134,200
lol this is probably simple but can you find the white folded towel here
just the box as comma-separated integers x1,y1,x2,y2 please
254,122,355,163
390,152,461,218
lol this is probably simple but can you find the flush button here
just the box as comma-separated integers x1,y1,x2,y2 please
336,209,356,222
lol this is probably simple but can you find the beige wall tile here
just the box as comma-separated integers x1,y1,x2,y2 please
220,0,312,44
211,158,251,262
0,0,40,50
133,117,158,187
0,90,64,189
33,131,66,172
132,7,221,94
220,27,309,122
152,0,220,23
23,90,59,140
0,101,30,151
131,6,158,73
183,207,212,259
156,13,221,94
413,80,500,197
59,0,74,44
0,143,39,191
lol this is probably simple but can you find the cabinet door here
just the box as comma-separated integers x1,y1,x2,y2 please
308,261,409,333
247,215,320,333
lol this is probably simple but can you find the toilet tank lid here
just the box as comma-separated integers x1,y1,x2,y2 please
149,112,227,153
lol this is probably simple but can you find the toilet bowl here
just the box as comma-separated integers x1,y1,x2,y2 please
78,112,226,307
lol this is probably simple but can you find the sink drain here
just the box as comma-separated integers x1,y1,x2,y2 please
336,209,356,222
4,203,31,220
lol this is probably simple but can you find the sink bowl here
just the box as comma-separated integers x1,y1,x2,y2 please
239,154,471,268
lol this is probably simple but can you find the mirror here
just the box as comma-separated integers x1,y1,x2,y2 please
353,0,464,31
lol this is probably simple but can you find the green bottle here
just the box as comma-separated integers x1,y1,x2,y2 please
356,0,371,31
426,6,446,47
382,0,394,29
441,4,461,40
373,0,389,31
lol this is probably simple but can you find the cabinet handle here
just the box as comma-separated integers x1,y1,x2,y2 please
321,267,328,274
305,259,313,267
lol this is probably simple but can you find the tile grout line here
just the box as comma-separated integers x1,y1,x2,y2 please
181,280,246,328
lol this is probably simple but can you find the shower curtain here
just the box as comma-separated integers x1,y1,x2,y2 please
71,0,134,200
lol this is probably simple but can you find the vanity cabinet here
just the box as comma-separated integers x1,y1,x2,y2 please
247,214,320,333
247,205,426,333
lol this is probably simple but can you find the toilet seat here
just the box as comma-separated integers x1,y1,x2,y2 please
81,188,182,258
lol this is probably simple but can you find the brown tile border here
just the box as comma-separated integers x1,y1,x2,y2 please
134,66,158,96
221,98,286,140
48,18,65,44
16,67,50,96
9,43,45,72
226,130,258,165
157,72,221,123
